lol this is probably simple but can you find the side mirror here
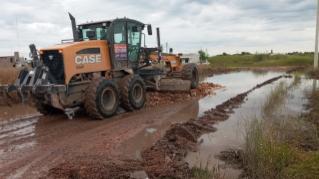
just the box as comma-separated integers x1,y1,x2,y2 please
147,24,152,35
86,30,96,39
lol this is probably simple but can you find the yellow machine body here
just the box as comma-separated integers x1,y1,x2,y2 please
40,40,112,84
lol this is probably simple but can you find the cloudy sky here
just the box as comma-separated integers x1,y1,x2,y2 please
0,0,316,56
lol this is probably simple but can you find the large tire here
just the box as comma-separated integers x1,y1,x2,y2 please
119,75,146,111
182,63,199,89
84,79,119,120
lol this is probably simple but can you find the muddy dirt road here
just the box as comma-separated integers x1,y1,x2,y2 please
0,101,200,178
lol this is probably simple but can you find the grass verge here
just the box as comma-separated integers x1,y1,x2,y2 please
209,54,313,68
243,78,319,179
191,165,224,179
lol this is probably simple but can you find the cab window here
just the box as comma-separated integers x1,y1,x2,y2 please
81,27,107,40
113,22,127,44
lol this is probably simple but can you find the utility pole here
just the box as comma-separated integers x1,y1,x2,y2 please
314,0,319,69
166,42,168,53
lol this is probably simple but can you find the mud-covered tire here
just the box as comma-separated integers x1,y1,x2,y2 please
182,63,199,89
119,75,146,111
84,78,119,120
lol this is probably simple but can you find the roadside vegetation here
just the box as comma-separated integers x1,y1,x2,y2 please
208,52,313,68
306,68,319,80
243,78,319,179
191,165,224,179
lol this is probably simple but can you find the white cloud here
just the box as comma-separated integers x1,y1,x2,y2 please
0,0,316,56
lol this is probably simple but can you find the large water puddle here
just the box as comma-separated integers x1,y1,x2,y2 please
198,71,283,115
187,71,318,178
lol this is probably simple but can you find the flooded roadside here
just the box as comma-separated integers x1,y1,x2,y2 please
1,69,312,178
198,71,283,115
186,72,317,178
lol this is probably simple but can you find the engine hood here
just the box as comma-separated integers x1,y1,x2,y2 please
39,40,111,85
39,40,108,52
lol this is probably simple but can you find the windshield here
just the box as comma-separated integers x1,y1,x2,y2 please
81,27,108,41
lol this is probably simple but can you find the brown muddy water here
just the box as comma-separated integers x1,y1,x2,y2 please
186,71,317,178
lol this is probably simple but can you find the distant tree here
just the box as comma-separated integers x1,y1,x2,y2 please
222,52,229,56
198,50,209,64
241,52,251,55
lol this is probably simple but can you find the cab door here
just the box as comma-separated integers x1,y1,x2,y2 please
127,22,142,70
112,21,129,69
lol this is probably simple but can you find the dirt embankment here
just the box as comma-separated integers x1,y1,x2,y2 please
48,75,285,179
146,83,222,107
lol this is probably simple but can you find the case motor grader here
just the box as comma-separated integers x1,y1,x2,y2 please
0,13,199,119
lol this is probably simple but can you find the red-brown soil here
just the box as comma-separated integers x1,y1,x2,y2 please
46,76,284,179
146,83,222,107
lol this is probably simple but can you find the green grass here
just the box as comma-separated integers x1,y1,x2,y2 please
283,152,319,179
243,78,319,178
191,166,223,179
208,54,313,68
191,159,224,179
244,118,319,179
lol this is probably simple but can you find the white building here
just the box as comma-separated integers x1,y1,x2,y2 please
181,53,200,64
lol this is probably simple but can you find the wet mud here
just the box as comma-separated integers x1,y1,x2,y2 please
46,75,285,178
1,68,301,178
146,83,222,107
139,75,285,178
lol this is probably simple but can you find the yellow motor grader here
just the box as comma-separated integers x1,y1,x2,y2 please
0,13,199,119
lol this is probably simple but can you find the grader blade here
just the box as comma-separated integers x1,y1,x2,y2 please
159,78,191,92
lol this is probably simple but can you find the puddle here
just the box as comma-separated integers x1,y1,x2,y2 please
198,71,283,115
186,71,318,178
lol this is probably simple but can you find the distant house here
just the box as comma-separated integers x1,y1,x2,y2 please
181,53,200,64
0,52,26,68
0,56,15,68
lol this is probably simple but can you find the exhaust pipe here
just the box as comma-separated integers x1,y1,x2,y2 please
156,27,161,61
68,12,79,42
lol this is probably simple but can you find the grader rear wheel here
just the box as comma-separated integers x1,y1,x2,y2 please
84,78,119,120
119,75,146,111
182,63,199,89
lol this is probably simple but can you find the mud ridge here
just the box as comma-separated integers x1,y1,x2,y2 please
146,83,222,107
141,75,285,178
47,75,284,178
46,157,143,179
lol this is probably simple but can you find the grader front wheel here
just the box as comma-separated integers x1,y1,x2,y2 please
85,79,120,120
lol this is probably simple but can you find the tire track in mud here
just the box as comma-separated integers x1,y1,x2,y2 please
0,116,40,147
47,75,288,179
